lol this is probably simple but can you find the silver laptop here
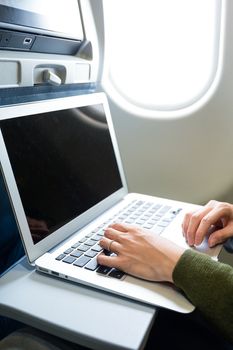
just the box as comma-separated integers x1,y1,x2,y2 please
0,92,221,313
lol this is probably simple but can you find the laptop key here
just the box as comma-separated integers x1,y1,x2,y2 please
71,242,81,249
62,256,76,264
147,219,159,225
92,234,103,241
78,244,91,252
109,269,125,279
125,219,135,224
56,254,66,261
73,256,91,267
85,232,94,238
79,237,87,243
158,205,171,214
162,217,174,223
152,204,162,210
85,258,99,271
136,219,146,225
70,250,83,258
143,223,154,229
64,248,74,254
85,239,97,246
96,230,104,236
158,221,170,227
85,250,98,258
92,244,103,252
152,215,162,220
96,265,112,275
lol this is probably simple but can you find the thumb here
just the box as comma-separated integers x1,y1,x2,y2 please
208,226,233,247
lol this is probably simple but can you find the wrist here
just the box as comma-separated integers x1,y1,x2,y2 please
161,240,186,283
169,248,186,283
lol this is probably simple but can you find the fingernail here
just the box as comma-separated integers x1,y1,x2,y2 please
209,239,215,247
188,237,194,246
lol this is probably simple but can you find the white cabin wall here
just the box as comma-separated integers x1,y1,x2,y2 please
98,0,233,205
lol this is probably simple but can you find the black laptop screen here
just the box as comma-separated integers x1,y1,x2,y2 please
0,104,123,244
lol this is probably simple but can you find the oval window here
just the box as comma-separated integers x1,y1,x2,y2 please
102,0,222,113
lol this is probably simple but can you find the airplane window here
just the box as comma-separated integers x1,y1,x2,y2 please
102,0,222,114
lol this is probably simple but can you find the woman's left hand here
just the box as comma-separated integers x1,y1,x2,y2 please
97,223,185,283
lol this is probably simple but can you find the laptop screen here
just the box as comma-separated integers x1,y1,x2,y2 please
0,103,123,245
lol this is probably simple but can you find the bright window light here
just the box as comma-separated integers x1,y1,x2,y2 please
102,0,222,112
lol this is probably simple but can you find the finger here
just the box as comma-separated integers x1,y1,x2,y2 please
104,227,124,242
97,254,122,269
208,225,233,247
183,200,218,240
194,208,225,246
195,204,233,245
186,207,213,246
182,211,195,239
109,222,129,232
99,237,121,253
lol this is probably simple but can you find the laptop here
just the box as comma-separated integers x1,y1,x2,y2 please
0,92,221,313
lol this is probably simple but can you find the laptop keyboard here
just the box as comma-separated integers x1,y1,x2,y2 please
55,200,182,280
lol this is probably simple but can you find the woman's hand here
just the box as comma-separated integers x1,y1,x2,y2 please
97,223,185,283
182,200,233,247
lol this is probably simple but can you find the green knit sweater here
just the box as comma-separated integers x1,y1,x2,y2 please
173,249,233,343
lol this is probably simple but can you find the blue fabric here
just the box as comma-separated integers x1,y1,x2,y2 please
0,174,24,276
0,174,25,339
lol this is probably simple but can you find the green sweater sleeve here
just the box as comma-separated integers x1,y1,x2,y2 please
173,249,233,343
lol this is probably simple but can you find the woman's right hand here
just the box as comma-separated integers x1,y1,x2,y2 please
182,200,233,247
